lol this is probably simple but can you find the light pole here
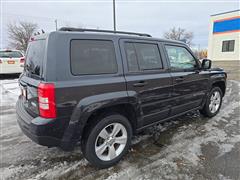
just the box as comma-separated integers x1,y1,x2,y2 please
113,0,116,31
55,19,58,31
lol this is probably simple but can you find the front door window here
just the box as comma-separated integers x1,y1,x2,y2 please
165,45,197,70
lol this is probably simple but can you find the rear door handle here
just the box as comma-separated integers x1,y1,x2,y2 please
133,81,148,87
175,77,185,82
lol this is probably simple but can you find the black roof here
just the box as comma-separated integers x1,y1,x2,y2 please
31,27,186,45
59,27,152,37
57,27,185,45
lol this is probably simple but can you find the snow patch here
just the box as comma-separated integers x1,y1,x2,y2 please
218,174,233,180
0,79,19,106
218,144,234,157
30,159,89,180
0,165,35,180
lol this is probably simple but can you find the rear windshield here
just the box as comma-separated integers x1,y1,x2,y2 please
0,51,23,58
25,40,46,78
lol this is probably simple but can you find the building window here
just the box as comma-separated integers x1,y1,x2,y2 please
222,40,235,52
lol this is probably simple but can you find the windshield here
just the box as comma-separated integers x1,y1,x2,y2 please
25,40,46,77
0,51,23,58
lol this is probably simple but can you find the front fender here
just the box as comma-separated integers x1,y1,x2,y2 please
210,72,226,85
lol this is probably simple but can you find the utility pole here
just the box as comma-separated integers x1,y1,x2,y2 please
113,0,116,31
55,19,58,31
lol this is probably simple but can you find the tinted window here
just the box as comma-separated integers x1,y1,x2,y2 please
71,40,117,75
165,45,196,70
25,40,46,77
222,40,235,52
124,43,139,72
135,43,163,70
0,51,23,58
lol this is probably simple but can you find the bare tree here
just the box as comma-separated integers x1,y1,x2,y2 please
164,27,194,46
7,21,38,52
193,49,208,59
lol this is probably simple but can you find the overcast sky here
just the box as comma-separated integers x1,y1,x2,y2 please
1,0,239,49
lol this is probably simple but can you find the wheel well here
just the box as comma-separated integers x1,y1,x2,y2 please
81,104,137,139
212,81,226,96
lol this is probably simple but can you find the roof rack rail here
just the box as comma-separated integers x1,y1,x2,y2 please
58,27,151,37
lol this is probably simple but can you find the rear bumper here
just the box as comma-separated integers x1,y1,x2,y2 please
17,117,61,147
16,97,72,149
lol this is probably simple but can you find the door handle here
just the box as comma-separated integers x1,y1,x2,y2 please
133,81,148,87
175,77,185,82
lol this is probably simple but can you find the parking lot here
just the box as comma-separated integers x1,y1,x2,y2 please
0,75,240,180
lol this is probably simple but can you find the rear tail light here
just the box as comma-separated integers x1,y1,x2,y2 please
38,83,56,118
0,59,2,64
20,57,25,63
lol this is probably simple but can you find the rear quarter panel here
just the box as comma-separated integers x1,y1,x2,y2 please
48,32,128,122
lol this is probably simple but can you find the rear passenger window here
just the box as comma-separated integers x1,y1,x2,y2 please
124,43,139,72
124,42,163,72
135,43,163,70
71,40,117,75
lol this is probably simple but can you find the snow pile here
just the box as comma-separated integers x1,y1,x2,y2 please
0,79,20,107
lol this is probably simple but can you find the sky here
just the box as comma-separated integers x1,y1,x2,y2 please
0,0,239,50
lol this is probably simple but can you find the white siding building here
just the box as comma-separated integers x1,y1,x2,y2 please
208,10,240,61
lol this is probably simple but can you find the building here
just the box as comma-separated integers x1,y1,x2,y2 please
208,10,240,61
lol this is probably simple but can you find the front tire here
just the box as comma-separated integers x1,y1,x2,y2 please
200,86,223,117
81,114,132,168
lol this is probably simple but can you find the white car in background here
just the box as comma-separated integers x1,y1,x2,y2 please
0,49,25,74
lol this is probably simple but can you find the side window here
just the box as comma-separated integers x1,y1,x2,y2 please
135,43,163,70
222,40,235,52
165,45,197,70
71,40,117,75
124,43,139,72
124,42,163,72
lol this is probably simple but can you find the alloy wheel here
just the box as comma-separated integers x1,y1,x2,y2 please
209,91,221,113
95,123,127,161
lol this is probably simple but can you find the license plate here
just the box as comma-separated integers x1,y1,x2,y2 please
8,60,15,64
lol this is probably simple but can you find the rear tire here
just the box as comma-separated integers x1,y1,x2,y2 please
81,114,132,168
200,86,223,117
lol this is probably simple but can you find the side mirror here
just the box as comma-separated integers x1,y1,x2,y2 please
201,59,212,70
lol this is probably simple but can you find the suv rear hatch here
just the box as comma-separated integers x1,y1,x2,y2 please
19,38,46,117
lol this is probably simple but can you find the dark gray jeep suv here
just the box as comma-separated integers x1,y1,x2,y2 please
17,28,227,168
